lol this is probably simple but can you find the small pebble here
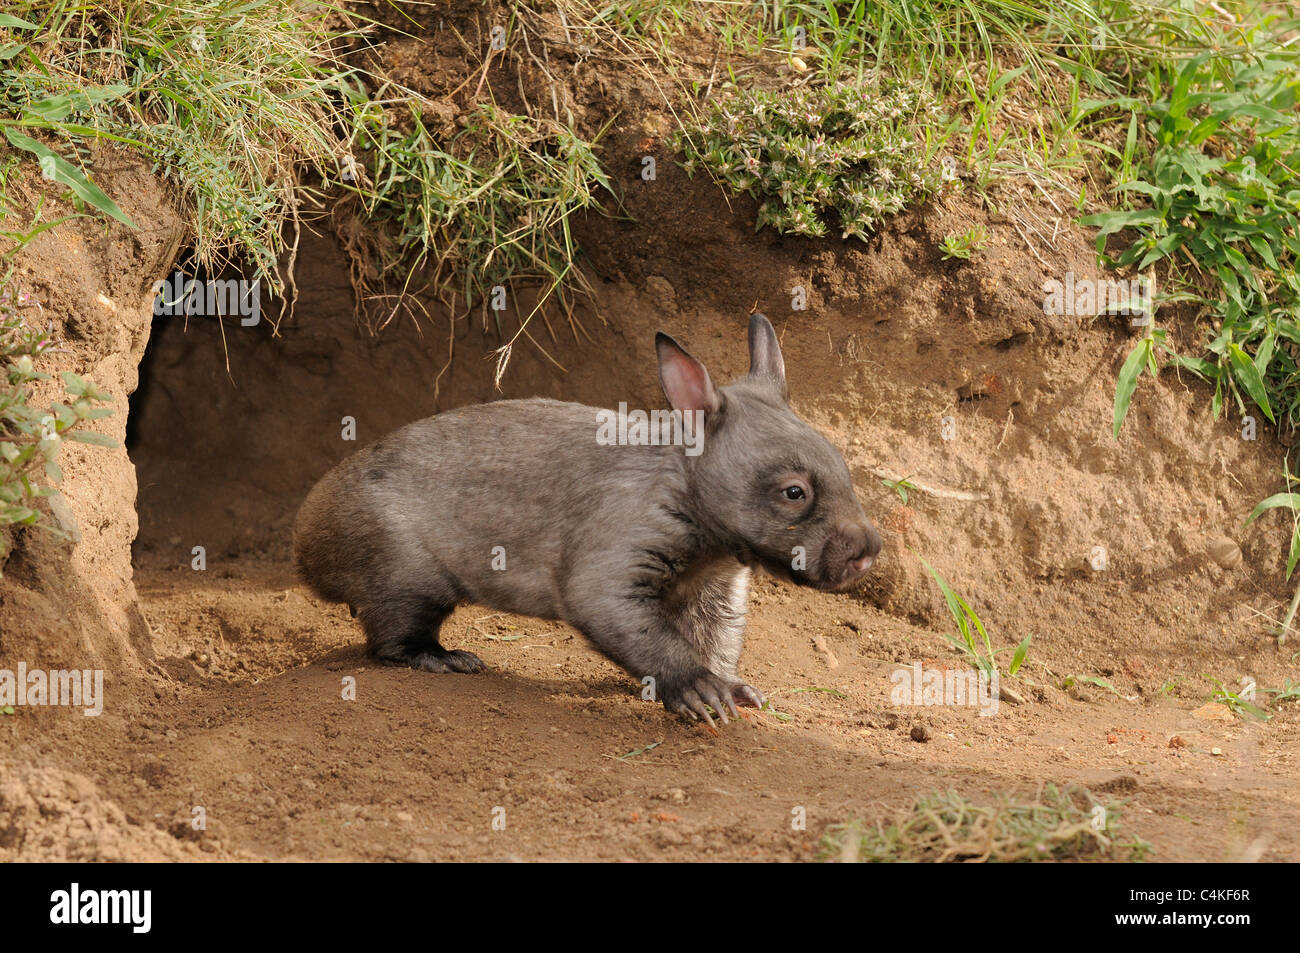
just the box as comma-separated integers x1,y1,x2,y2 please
1207,537,1242,570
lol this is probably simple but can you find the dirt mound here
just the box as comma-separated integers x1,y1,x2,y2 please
0,757,198,861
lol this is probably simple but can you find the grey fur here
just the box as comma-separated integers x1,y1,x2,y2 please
293,313,882,724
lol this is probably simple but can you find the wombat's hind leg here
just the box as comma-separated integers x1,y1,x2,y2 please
358,592,484,674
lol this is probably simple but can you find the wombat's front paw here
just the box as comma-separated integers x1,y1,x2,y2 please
662,669,764,727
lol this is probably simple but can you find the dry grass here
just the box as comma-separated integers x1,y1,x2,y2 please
824,785,1151,862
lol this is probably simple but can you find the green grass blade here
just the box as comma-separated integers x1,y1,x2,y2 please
1113,337,1151,439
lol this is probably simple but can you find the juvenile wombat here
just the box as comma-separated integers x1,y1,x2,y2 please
293,313,881,725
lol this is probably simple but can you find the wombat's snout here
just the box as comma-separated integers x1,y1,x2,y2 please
829,521,883,588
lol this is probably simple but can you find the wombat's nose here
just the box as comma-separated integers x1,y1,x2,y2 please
845,524,883,577
849,551,875,575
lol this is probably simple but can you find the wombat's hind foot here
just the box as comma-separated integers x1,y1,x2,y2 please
382,647,486,674
359,593,484,674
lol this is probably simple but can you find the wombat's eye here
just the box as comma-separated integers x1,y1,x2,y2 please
779,479,811,504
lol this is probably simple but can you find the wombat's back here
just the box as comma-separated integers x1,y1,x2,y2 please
291,398,674,610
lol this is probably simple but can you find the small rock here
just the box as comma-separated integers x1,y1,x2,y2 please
1192,702,1235,722
910,724,931,743
653,826,685,847
395,811,414,823
1207,537,1242,570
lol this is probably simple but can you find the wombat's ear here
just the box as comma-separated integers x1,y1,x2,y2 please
747,312,788,398
656,332,722,416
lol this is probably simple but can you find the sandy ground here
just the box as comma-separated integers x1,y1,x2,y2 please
5,556,1289,862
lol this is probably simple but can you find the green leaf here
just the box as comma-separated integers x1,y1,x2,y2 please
3,505,38,525
990,63,1031,94
64,430,117,447
918,554,997,677
0,14,40,29
958,591,993,662
3,129,135,227
918,555,961,620
1137,232,1184,269
51,403,76,429
24,94,73,123
1227,343,1275,422
1168,354,1217,379
1008,635,1031,676
1253,338,1276,390
60,371,88,396
1247,234,1281,273
1078,208,1164,237
1063,674,1121,695
1244,492,1300,527
1113,337,1152,439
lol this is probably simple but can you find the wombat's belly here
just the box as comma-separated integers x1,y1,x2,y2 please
458,568,565,621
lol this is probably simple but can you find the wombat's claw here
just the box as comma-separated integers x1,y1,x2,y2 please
731,682,766,710
669,673,741,728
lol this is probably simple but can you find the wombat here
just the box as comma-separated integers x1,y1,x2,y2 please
293,313,881,725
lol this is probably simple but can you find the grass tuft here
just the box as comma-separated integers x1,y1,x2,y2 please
824,785,1151,862
678,77,945,238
